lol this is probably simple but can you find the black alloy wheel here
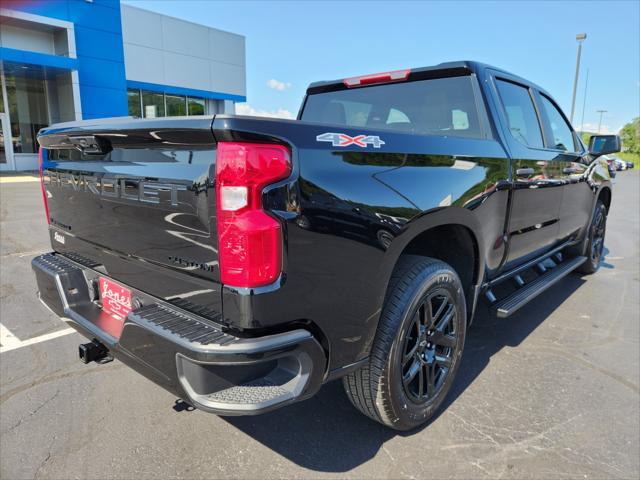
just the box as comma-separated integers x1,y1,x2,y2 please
401,290,457,404
589,205,606,266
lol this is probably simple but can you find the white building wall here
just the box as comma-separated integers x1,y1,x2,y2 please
0,23,55,54
0,9,77,58
120,4,246,98
223,100,235,114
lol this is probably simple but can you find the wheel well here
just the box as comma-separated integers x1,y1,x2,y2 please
400,224,478,316
599,187,611,212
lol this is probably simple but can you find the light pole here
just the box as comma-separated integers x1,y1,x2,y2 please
596,110,607,133
579,69,589,134
570,33,587,124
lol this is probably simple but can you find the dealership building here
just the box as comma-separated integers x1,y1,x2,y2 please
0,0,246,171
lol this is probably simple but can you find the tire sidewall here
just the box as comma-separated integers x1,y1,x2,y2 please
382,266,467,429
584,201,607,272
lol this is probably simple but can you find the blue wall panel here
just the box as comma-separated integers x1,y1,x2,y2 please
3,0,72,23
74,26,125,62
75,85,131,119
0,47,79,71
67,0,123,34
76,56,127,90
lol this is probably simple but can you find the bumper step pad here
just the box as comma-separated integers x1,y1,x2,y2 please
33,252,84,276
205,379,289,405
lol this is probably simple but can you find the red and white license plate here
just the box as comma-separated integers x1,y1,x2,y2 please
99,277,132,320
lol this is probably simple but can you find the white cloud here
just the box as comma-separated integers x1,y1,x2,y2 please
267,79,292,91
235,103,294,119
576,122,615,134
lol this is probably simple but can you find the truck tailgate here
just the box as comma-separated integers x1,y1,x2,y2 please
37,117,223,320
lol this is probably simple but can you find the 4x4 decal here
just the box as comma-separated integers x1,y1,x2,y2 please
316,132,385,149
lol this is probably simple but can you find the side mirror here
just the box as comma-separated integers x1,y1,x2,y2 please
589,134,621,157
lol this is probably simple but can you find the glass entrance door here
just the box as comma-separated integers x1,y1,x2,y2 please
0,112,15,171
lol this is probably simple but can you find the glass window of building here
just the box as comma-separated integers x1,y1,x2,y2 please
0,122,5,164
166,94,187,116
5,75,49,153
142,91,165,118
187,97,205,115
1,96,5,164
127,89,141,117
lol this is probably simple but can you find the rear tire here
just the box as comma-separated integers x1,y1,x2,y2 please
578,200,607,274
343,256,467,430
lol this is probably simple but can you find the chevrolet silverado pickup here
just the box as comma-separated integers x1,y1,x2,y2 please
33,61,620,430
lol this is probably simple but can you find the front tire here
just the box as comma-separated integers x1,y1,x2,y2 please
343,256,467,430
578,200,607,274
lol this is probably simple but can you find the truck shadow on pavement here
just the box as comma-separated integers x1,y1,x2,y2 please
224,272,591,472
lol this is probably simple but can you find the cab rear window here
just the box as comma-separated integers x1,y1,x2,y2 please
301,75,488,139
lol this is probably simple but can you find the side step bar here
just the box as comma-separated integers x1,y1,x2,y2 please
483,239,573,290
494,256,586,318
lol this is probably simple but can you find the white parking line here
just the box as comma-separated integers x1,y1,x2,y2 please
0,323,21,349
0,175,40,183
0,322,76,354
1,250,47,259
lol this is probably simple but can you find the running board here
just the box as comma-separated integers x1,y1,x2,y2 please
494,256,586,318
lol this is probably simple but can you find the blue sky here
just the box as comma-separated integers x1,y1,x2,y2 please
124,0,639,133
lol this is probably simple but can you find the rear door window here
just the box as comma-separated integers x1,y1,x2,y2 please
301,75,487,139
495,79,544,149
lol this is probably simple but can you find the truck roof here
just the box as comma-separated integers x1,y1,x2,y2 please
306,60,549,97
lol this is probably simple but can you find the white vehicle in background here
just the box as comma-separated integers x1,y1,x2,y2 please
612,156,627,171
601,155,617,177
602,155,627,172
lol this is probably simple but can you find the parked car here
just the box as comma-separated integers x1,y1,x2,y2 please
612,156,627,171
601,155,618,177
33,61,619,430
609,155,633,171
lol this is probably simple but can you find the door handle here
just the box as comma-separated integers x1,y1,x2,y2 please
515,168,534,177
562,167,579,174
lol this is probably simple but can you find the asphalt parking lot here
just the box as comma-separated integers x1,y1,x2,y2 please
1,171,638,480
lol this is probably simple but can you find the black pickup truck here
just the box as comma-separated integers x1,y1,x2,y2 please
33,61,620,430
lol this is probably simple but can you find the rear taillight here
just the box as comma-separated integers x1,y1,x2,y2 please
38,148,50,224
215,142,291,288
343,69,410,88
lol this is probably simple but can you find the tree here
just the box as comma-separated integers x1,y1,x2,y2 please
581,131,596,145
619,118,640,154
